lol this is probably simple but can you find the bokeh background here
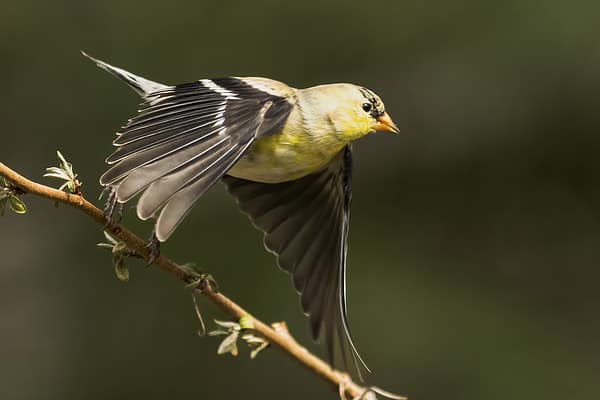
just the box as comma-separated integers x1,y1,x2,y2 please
1,1,599,399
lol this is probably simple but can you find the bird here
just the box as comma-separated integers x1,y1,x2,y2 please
83,52,399,378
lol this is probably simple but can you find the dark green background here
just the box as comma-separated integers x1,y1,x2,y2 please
2,1,599,399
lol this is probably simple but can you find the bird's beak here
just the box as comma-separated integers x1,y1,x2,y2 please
373,112,400,134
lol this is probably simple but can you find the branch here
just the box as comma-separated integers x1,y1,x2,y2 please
0,161,404,400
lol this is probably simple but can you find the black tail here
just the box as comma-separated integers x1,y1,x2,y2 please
81,51,169,97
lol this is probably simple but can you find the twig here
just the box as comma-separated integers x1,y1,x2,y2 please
0,161,397,399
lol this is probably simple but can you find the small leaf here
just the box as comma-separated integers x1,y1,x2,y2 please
214,320,241,330
57,150,69,170
113,255,129,282
208,329,229,337
112,241,128,255
111,242,130,282
217,332,239,356
103,231,118,244
241,333,263,345
239,315,254,330
43,168,69,180
241,333,269,359
249,341,269,359
8,194,27,214
97,233,137,282
44,150,82,194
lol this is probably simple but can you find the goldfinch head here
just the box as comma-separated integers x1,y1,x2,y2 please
356,86,399,135
305,84,399,140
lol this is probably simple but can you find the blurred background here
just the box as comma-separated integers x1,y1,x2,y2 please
1,0,599,399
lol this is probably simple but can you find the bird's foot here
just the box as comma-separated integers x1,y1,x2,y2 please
146,230,161,266
100,186,123,228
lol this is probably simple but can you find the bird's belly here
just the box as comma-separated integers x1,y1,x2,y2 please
227,134,344,183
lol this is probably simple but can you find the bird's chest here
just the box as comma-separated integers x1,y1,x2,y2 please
227,129,345,183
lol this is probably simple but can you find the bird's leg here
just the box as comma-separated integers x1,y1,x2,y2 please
146,229,161,265
115,202,124,223
100,186,120,228
108,202,124,224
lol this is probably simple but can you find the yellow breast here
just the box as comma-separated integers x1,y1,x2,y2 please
226,82,376,183
227,108,346,183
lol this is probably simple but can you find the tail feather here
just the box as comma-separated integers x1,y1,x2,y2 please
81,51,169,97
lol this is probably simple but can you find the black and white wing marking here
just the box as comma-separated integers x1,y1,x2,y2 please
100,77,294,241
223,145,369,377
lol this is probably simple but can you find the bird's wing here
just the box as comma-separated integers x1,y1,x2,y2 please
223,145,368,377
99,75,294,241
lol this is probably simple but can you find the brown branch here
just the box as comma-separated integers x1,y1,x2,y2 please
0,161,403,400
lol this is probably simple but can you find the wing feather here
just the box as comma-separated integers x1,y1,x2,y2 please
114,135,229,204
223,146,369,377
98,74,294,241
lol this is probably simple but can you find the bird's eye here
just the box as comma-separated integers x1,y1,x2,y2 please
362,103,372,113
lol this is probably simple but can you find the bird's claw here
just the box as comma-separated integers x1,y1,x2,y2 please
100,186,122,228
146,231,161,265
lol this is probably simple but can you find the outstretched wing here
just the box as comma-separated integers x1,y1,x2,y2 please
100,77,294,241
223,145,368,376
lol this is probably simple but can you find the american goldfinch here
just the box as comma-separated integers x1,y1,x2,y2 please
83,52,398,376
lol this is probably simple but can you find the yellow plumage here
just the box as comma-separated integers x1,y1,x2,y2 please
227,81,390,183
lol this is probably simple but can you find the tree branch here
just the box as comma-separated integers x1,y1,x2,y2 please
0,161,403,400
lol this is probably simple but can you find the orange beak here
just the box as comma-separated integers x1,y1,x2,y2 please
373,112,400,134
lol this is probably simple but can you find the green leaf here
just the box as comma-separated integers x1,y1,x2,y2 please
113,256,129,282
112,242,129,282
239,315,254,330
8,194,27,214
67,181,76,193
